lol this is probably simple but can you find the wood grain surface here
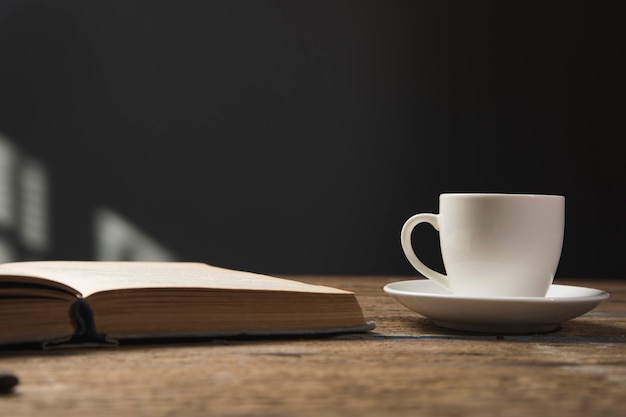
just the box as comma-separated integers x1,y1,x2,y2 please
1,277,624,417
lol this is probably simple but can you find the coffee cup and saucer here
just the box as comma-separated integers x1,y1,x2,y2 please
384,193,609,334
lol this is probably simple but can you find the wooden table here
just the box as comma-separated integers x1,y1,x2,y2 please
1,277,624,417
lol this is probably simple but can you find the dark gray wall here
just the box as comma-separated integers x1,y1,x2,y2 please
0,1,623,278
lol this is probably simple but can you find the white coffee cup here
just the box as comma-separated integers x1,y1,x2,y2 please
400,193,565,297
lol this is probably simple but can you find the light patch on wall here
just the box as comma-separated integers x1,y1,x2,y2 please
94,207,177,261
0,133,50,262
0,134,17,228
18,157,49,252
0,236,16,263
1,132,174,262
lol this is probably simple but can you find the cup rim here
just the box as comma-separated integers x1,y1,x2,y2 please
440,193,564,199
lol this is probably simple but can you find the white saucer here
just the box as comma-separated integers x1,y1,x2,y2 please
383,280,610,334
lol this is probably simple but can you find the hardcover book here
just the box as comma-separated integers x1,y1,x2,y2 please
0,261,374,348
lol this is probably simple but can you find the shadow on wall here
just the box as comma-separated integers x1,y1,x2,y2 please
0,132,176,263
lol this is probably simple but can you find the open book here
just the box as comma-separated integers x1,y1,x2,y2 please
0,261,374,348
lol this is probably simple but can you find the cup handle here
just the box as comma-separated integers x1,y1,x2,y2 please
400,213,451,291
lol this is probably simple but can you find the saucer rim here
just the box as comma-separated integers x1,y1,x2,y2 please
383,280,610,303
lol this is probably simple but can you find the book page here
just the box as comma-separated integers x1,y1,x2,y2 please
0,265,79,296
0,261,351,298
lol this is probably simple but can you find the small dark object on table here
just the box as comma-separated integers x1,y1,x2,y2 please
0,372,19,393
